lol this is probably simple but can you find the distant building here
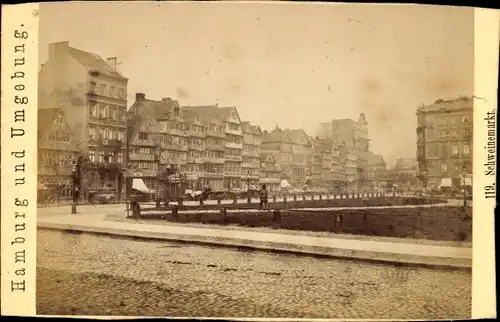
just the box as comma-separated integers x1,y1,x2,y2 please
366,152,387,192
242,122,262,189
416,96,473,191
316,113,371,192
39,41,128,201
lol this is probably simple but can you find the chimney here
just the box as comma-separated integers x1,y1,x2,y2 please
162,97,172,103
48,41,69,60
136,93,146,101
107,57,117,71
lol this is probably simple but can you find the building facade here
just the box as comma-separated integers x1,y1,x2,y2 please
242,122,262,189
182,105,243,191
37,107,80,202
39,41,128,202
261,127,313,189
259,152,282,193
416,96,473,191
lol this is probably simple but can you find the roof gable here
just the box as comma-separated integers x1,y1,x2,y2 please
68,47,127,80
38,108,79,151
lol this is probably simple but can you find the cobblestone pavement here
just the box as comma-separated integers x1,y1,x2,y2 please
37,230,471,319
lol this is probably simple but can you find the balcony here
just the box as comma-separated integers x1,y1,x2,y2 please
206,130,226,138
205,143,226,152
204,172,224,178
160,143,188,151
241,162,260,169
224,171,241,177
132,169,158,177
129,153,155,161
203,157,225,164
187,156,205,164
187,130,205,138
226,129,242,136
225,155,243,162
225,142,243,149
159,157,187,165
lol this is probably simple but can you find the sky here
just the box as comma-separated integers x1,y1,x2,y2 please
39,2,474,167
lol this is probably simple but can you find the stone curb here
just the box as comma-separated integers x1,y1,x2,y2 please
38,222,472,272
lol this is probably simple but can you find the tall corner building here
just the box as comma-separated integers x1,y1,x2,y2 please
416,96,473,191
38,41,128,201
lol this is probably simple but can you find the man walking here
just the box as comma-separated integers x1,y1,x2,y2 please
259,184,269,210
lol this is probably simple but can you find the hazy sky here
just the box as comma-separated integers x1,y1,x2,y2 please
39,2,474,166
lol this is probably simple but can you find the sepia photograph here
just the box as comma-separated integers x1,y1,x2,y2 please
16,1,488,319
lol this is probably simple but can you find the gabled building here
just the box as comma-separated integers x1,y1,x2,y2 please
262,127,313,189
38,107,80,202
259,152,281,193
182,105,243,190
128,93,190,198
242,122,262,189
39,41,128,201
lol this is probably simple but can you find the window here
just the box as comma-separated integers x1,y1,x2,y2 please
139,132,149,140
89,102,98,117
98,151,104,163
89,150,96,163
89,127,96,140
110,106,117,120
464,145,470,155
118,130,125,142
451,131,457,139
118,88,125,99
452,146,458,155
462,116,469,123
441,162,447,173
100,84,106,95
108,152,116,163
109,86,115,97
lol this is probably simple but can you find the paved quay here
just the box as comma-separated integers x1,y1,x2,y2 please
37,230,472,319
38,209,472,270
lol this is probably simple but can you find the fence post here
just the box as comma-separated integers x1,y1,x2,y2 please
272,210,281,229
412,215,416,238
302,195,306,201
233,195,238,204
220,207,227,224
283,196,287,207
199,198,204,206
172,206,178,220
178,197,183,207
273,195,277,203
217,198,221,206
293,195,297,202
319,195,323,201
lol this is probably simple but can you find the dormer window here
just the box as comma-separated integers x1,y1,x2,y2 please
174,107,180,116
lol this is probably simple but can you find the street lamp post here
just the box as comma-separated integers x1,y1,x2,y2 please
247,169,252,203
70,156,80,214
462,171,467,207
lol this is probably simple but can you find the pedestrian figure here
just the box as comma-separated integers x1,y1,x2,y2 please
259,184,269,210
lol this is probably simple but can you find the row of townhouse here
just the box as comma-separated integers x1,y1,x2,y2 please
126,94,283,194
37,41,388,203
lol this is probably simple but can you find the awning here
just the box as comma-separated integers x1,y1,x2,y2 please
280,179,292,189
440,178,452,188
132,178,152,193
259,178,280,184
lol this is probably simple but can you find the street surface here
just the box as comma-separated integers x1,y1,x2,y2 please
37,230,471,319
